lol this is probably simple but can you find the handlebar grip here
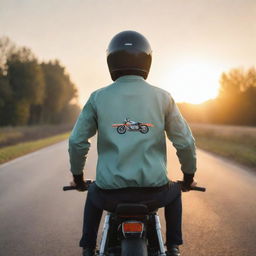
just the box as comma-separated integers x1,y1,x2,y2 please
62,179,93,191
190,186,206,192
63,186,76,191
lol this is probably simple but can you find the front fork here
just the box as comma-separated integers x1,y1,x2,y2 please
99,214,110,256
155,214,167,256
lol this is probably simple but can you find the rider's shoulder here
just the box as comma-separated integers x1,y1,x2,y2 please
146,82,173,99
88,84,114,100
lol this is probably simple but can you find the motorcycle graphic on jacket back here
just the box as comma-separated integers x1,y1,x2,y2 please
112,118,154,134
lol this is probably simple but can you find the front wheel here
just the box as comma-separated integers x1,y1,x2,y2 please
121,238,148,256
139,125,149,134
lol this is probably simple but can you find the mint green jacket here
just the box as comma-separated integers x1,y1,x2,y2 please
69,75,196,189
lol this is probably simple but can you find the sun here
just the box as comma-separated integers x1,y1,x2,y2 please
161,60,220,104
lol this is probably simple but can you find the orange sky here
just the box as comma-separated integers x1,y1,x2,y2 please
1,0,256,105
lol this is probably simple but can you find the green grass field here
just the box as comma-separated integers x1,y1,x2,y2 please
0,124,72,147
190,123,256,169
0,132,69,164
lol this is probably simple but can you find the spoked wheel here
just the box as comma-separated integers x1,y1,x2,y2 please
117,125,126,134
139,125,149,134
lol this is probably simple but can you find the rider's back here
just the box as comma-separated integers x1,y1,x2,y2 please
91,75,172,189
69,74,195,190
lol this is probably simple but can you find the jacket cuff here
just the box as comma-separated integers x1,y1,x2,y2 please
73,173,84,184
183,173,194,186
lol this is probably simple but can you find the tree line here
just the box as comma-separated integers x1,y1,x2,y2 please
0,37,80,126
1,36,255,127
178,67,256,126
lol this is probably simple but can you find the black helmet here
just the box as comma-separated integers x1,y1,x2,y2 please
107,30,152,81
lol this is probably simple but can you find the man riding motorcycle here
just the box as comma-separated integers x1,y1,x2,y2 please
68,30,197,256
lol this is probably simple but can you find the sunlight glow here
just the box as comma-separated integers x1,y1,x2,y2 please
162,60,220,104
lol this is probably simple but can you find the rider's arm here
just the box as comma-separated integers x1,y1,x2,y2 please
68,94,97,181
164,95,196,181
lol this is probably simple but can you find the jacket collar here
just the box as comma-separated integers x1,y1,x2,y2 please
115,75,145,82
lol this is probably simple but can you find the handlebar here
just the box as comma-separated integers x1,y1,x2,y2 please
189,186,206,192
63,179,93,191
63,180,206,192
177,180,206,192
63,186,78,191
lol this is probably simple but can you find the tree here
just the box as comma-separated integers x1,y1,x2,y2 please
8,59,45,105
0,37,80,126
41,61,77,123
218,67,256,125
0,76,13,125
0,36,16,75
7,52,45,125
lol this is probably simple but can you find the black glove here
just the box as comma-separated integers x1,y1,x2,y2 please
73,174,88,191
180,173,195,192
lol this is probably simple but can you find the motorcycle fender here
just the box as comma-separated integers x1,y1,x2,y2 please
121,238,147,256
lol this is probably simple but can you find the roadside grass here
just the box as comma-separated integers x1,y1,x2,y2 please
190,123,256,169
0,132,69,164
0,124,72,147
0,131,23,144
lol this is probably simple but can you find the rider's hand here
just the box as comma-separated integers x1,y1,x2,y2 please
72,174,88,191
180,173,197,192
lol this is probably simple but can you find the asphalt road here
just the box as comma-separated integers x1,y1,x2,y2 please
0,138,256,256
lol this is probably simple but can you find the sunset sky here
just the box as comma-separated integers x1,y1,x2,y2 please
1,0,256,105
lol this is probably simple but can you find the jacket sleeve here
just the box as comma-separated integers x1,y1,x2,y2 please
165,96,197,174
68,95,97,175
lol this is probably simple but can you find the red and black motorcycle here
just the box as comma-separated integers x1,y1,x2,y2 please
112,119,154,134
